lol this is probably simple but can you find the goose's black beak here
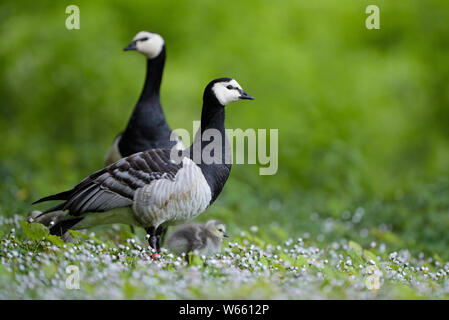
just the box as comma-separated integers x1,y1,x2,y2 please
223,232,230,238
124,41,137,51
238,89,255,100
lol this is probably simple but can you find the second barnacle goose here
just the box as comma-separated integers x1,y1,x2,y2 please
104,31,183,166
32,78,254,251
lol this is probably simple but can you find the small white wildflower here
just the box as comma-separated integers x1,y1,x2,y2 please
389,252,398,260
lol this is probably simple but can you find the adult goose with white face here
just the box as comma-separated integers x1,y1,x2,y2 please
32,78,254,251
105,31,183,167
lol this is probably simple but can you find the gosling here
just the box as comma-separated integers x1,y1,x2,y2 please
165,220,229,256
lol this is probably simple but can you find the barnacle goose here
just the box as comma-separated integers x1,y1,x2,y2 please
104,31,183,166
32,78,254,251
165,219,229,256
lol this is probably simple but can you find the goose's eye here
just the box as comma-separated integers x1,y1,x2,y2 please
226,85,233,90
139,37,149,41
218,228,223,232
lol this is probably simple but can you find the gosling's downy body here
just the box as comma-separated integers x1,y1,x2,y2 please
165,220,229,255
32,78,254,252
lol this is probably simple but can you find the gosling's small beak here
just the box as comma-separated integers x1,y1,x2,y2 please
223,232,230,238
238,89,255,100
124,41,137,51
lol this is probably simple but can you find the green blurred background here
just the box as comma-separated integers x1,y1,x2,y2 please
1,1,449,257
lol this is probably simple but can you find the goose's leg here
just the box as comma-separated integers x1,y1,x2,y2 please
145,226,157,251
155,226,168,252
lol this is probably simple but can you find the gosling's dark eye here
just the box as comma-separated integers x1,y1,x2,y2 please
226,85,233,90
138,37,149,41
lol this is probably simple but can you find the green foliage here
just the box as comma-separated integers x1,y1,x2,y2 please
1,1,448,257
19,220,64,246
19,220,48,241
1,226,449,299
69,229,103,245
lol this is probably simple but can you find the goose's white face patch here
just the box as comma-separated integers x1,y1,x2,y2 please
133,31,164,59
212,80,243,106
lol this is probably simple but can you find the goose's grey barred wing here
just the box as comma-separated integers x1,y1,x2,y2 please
33,149,183,217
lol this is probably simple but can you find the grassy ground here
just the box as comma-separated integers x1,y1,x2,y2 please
1,213,449,299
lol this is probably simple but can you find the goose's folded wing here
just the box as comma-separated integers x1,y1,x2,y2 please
34,149,183,216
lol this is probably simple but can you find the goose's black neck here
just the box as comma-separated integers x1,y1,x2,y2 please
200,99,226,138
119,46,175,156
192,90,228,159
189,90,231,204
140,46,166,98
